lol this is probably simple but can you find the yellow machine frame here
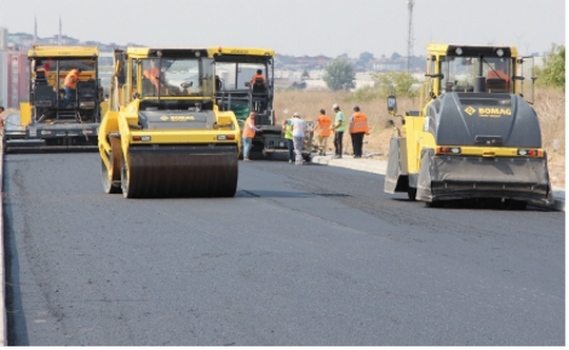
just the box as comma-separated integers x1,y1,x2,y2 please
385,43,550,207
20,45,106,126
98,47,241,198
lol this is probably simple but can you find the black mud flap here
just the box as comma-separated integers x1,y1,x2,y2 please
384,136,409,194
416,149,435,202
417,149,552,205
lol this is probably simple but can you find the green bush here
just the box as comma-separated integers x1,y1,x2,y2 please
371,71,418,97
536,44,565,91
324,59,356,91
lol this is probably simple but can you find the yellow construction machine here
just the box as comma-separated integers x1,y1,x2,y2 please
212,47,313,160
385,43,552,209
4,45,106,152
98,47,241,198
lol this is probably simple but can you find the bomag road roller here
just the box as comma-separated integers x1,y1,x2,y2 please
385,43,552,209
211,47,312,160
98,47,241,198
3,45,106,152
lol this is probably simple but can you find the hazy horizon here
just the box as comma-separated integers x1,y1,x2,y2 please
0,0,565,58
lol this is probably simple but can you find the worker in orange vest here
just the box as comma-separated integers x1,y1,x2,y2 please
349,105,370,158
63,68,81,105
242,112,262,161
314,109,332,156
250,69,266,86
486,60,510,91
144,60,163,89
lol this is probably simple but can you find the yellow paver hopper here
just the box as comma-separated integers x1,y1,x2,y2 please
4,45,107,152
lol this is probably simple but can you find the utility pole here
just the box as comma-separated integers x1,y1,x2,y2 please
34,17,37,45
407,0,414,72
58,16,62,45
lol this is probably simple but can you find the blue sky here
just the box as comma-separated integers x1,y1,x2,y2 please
0,0,565,57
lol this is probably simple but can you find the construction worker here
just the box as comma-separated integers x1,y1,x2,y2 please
486,59,510,91
63,68,81,105
331,103,346,158
250,69,266,86
314,109,332,156
290,112,307,165
242,112,262,161
215,75,223,91
35,64,48,83
282,114,295,163
143,60,163,92
349,106,370,158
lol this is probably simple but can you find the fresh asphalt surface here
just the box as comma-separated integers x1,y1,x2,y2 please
0,152,565,346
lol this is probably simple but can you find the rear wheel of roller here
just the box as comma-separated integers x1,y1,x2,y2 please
102,135,123,194
121,154,133,198
101,157,121,194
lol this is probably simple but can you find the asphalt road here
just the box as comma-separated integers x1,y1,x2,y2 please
2,153,565,346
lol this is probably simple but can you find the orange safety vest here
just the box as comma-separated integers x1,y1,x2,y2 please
64,69,80,89
317,114,332,137
242,116,257,138
486,69,509,82
251,74,265,85
349,112,370,134
144,67,161,88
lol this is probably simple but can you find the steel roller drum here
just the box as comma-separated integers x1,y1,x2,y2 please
121,144,239,198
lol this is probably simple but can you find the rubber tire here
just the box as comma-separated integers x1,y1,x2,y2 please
101,157,121,194
506,200,528,210
407,187,417,201
120,154,132,198
426,201,444,208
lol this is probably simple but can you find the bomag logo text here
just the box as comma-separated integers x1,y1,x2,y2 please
478,107,512,117
170,116,196,122
465,105,512,117
162,115,196,122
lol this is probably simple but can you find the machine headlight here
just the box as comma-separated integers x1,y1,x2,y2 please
518,149,543,157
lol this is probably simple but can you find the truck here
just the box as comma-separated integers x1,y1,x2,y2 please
211,47,312,160
3,45,106,152
384,43,552,209
98,47,241,198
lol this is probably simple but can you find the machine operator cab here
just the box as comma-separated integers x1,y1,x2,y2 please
387,44,537,135
424,44,535,103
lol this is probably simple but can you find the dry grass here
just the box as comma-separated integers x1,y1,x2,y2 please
274,88,565,188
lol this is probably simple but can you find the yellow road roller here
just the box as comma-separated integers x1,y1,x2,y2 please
98,47,241,198
385,43,552,209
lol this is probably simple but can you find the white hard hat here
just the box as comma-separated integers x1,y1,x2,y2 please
332,104,339,110
293,112,300,117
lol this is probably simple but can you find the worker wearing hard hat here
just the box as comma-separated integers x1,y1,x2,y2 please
242,112,262,161
314,108,332,156
63,68,81,106
290,112,307,165
331,103,346,158
349,105,370,158
282,114,295,163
